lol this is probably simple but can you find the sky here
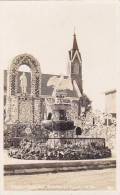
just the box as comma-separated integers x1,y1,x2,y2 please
0,1,117,111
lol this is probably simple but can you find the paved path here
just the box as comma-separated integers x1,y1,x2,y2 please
4,168,116,191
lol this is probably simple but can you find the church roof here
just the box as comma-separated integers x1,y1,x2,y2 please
41,74,78,97
4,70,78,98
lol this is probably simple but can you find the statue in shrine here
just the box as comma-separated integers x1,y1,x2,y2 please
20,72,27,94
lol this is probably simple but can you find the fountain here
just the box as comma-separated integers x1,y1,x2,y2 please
7,76,112,160
42,94,74,132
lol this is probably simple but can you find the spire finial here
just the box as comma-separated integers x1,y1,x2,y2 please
73,28,78,50
74,26,76,35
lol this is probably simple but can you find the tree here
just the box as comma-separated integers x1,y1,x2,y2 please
79,94,92,113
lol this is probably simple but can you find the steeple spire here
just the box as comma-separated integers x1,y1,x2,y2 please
68,31,83,95
73,32,79,51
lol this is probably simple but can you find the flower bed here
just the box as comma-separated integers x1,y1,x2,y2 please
8,138,111,160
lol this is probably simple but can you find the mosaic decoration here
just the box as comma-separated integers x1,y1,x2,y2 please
19,100,33,123
6,54,42,125
34,99,41,124
10,97,18,123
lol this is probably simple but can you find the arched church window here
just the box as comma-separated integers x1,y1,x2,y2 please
71,62,80,74
47,113,52,120
73,62,79,74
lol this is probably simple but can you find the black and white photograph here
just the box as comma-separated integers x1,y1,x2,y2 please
0,0,119,192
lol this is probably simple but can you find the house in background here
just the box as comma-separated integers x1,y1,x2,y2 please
105,89,116,117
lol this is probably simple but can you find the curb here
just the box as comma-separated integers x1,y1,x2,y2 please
4,159,116,175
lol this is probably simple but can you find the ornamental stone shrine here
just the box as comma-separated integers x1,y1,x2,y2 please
5,54,42,125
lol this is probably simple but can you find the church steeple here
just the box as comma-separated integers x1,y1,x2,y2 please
68,32,83,95
69,32,81,61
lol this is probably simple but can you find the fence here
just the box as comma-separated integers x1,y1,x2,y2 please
11,137,105,148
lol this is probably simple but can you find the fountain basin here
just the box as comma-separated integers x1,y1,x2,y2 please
41,120,74,131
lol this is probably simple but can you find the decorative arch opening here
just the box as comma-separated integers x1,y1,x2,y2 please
18,64,31,72
9,54,41,97
18,65,32,94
